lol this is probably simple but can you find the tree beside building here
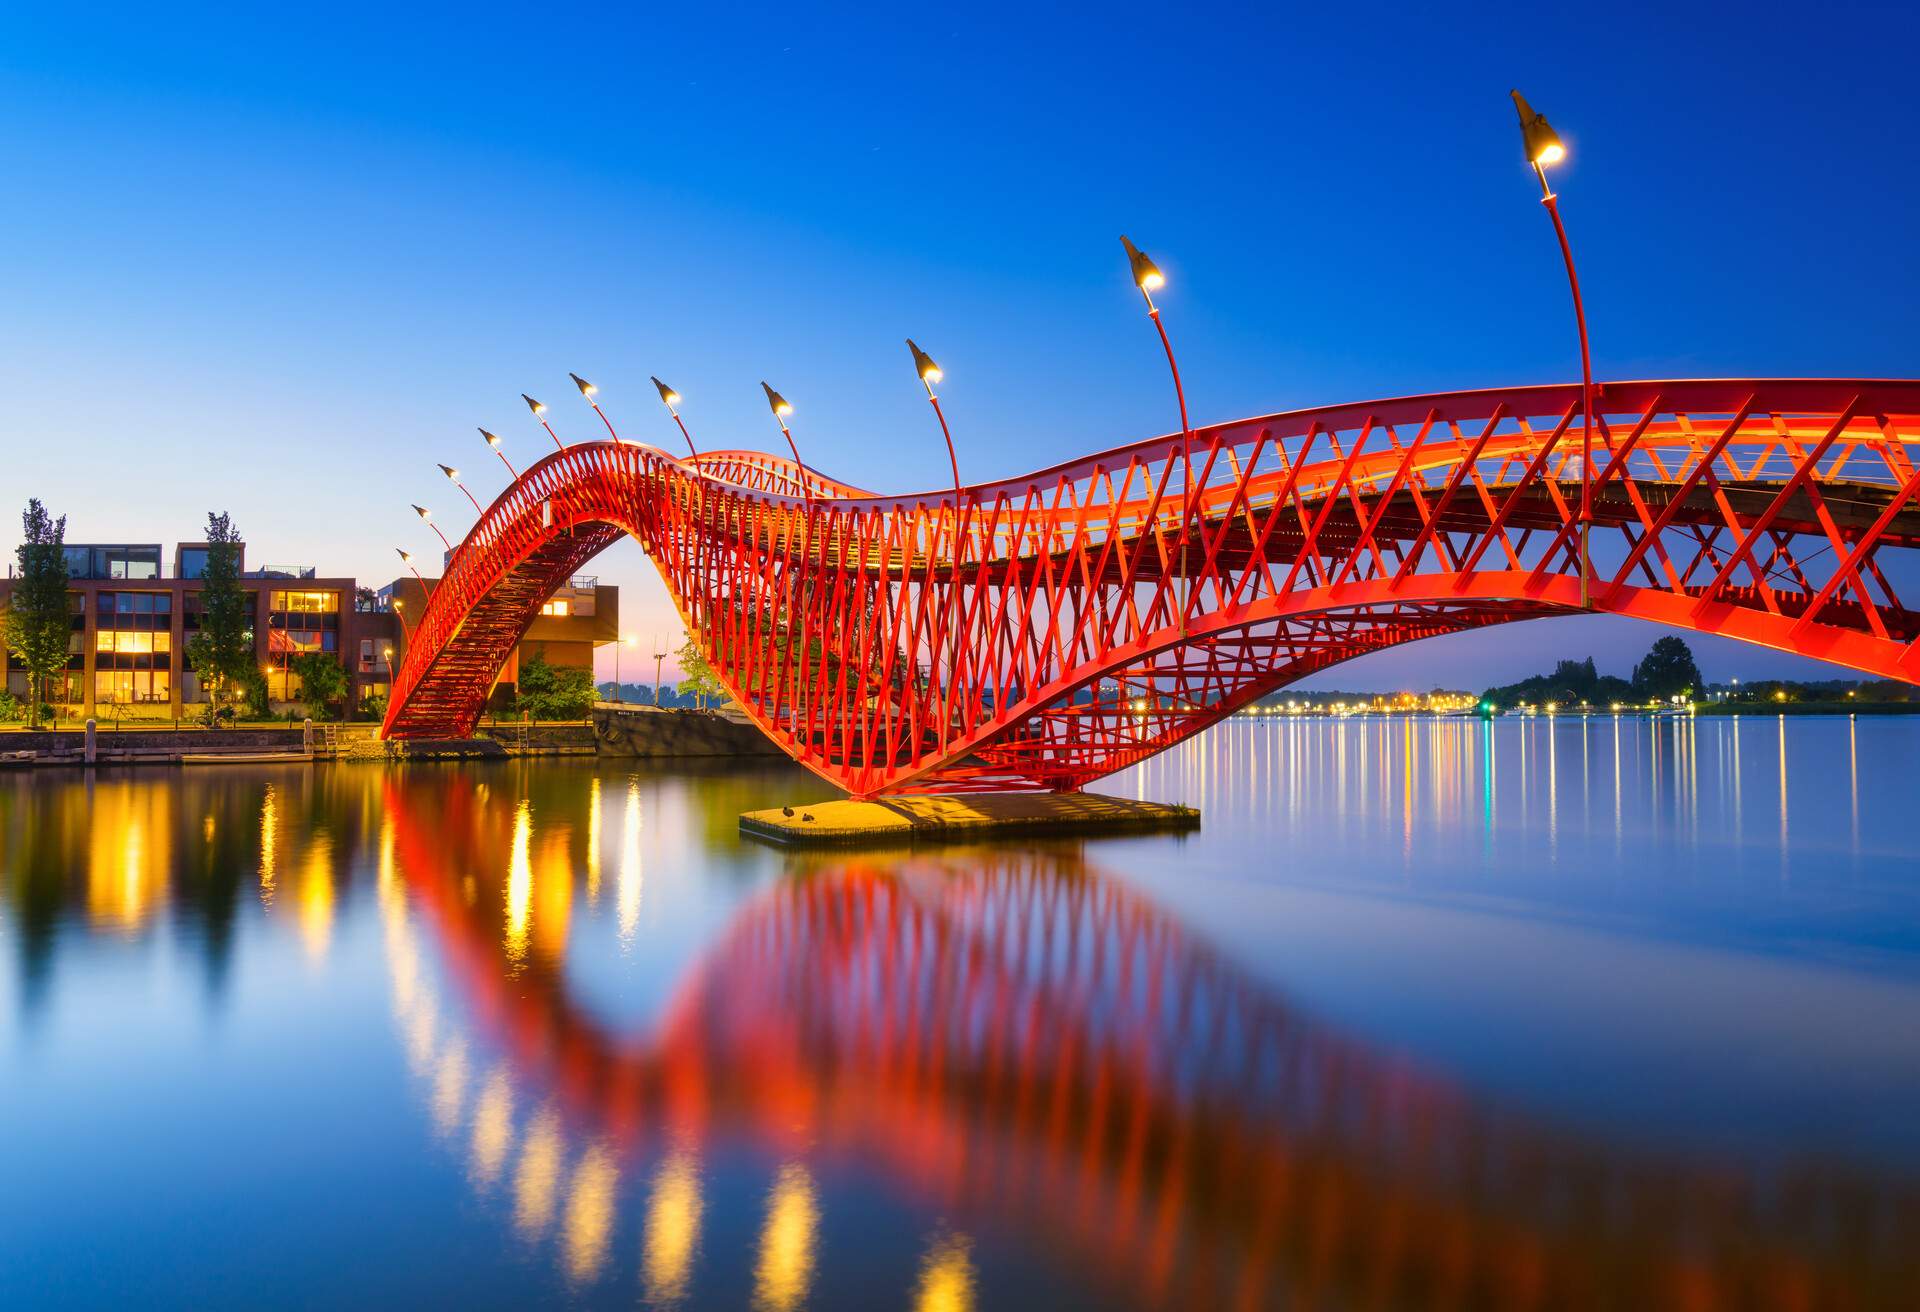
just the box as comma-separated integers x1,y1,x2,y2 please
185,512,254,722
290,650,349,720
3,499,72,728
515,650,595,720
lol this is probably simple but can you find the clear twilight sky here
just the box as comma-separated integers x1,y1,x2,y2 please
4,3,1916,689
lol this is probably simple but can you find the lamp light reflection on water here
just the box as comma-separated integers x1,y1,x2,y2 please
618,777,643,947
561,1142,619,1282
258,783,278,903
513,1106,564,1238
297,835,335,961
753,1162,818,1312
469,1068,514,1189
585,776,602,904
643,1149,704,1305
506,800,533,969
913,1231,977,1312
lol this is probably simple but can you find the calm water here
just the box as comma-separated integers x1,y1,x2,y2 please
4,716,1919,1309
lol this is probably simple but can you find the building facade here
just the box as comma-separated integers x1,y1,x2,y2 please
1,540,616,721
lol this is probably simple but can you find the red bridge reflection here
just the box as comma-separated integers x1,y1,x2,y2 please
381,774,1918,1309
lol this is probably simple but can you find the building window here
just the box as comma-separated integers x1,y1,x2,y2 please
94,671,170,704
269,590,338,613
540,599,570,617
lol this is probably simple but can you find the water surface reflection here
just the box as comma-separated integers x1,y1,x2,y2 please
3,724,1919,1308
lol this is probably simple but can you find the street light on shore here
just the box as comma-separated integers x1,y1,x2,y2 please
524,393,566,451
1510,89,1596,609
571,373,621,442
412,504,452,553
613,632,638,703
762,383,810,505
480,428,519,480
438,464,483,515
652,634,668,706
1120,234,1196,632
652,377,697,456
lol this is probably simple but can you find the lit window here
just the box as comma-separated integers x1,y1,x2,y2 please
540,600,570,617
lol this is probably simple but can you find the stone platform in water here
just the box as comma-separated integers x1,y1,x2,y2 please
740,791,1199,847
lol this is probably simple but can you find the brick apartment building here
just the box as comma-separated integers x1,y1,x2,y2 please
0,539,616,721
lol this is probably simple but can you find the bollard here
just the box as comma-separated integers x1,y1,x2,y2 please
302,717,314,754
85,717,97,765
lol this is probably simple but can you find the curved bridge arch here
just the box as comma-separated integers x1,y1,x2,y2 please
383,378,1920,795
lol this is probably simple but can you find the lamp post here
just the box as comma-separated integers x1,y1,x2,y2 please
1511,90,1596,609
391,597,414,643
524,394,567,452
653,635,668,706
438,464,483,515
1120,235,1195,632
905,340,962,502
761,383,809,505
395,548,427,590
480,428,520,480
613,632,637,703
571,373,621,442
762,382,811,745
653,377,697,456
906,338,967,740
412,505,452,554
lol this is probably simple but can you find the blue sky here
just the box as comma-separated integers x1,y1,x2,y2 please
3,2,1916,687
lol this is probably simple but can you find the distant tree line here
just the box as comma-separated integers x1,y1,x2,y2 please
1480,636,1704,709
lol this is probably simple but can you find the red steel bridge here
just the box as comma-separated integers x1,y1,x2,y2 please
382,378,1920,796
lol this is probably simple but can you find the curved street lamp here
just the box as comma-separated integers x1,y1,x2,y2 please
479,428,519,480
438,463,483,515
412,504,452,553
571,373,621,442
762,382,810,506
395,547,427,589
653,377,698,457
524,393,566,452
907,338,968,746
1120,235,1196,632
905,339,962,505
1511,89,1596,608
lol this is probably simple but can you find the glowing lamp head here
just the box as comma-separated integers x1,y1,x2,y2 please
905,338,942,384
412,504,431,521
396,548,414,564
652,376,681,409
1510,90,1566,167
570,372,597,399
523,393,547,418
1119,235,1164,291
438,463,460,482
480,427,502,448
762,382,792,419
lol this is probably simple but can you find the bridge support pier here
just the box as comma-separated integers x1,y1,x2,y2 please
740,792,1199,848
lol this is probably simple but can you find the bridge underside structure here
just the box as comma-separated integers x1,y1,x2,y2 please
382,379,1920,796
